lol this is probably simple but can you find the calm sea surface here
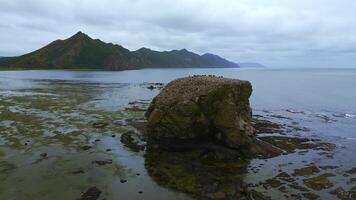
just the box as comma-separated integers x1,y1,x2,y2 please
0,68,355,199
1,68,356,112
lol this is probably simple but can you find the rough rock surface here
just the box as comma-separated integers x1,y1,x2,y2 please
145,75,255,150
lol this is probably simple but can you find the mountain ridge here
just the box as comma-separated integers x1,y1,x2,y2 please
0,32,240,70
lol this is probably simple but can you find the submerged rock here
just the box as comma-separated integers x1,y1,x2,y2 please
145,75,271,154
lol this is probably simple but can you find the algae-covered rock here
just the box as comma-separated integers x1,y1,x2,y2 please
329,187,351,200
145,75,254,150
302,192,320,200
293,166,320,177
303,173,336,191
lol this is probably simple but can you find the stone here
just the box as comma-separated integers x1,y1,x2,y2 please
288,183,309,192
206,191,227,199
81,145,92,151
329,187,350,200
265,178,283,188
79,187,101,200
120,131,145,152
92,121,108,129
145,75,255,150
71,169,85,174
293,166,320,177
303,173,336,190
319,165,338,170
40,153,47,157
348,178,356,184
346,167,356,174
350,187,356,199
92,159,113,166
302,193,320,200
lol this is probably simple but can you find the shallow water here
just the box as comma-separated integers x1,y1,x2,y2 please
0,68,355,199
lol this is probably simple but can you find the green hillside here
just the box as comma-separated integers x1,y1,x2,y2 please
0,32,239,70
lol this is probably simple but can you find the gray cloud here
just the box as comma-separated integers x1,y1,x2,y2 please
1,0,356,67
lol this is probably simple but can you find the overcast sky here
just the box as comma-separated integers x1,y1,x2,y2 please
1,0,356,68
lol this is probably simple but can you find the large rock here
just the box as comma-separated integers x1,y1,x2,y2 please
145,75,255,150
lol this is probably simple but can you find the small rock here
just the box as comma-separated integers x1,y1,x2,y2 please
113,119,127,126
40,153,47,157
92,122,108,129
72,169,85,174
265,178,283,188
206,191,226,199
120,132,145,152
302,193,320,200
81,146,92,151
92,159,113,166
276,172,290,178
329,187,350,200
346,167,356,174
79,187,101,200
249,190,271,200
288,183,309,192
318,165,338,170
348,178,356,184
147,85,155,90
278,186,288,193
350,187,356,199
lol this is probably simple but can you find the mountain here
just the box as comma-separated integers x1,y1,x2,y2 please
0,32,239,70
238,62,265,68
0,32,133,70
132,48,238,68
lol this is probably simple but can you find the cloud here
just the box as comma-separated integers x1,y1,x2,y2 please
0,0,356,67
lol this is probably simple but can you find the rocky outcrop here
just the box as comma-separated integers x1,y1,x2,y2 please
145,75,257,151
